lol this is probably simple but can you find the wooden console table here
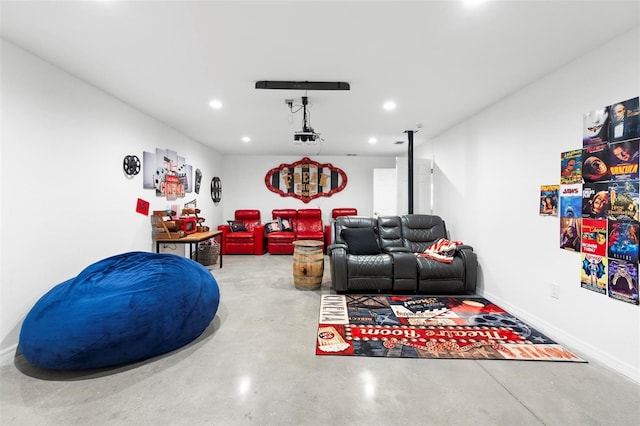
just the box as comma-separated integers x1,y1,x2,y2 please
155,230,223,268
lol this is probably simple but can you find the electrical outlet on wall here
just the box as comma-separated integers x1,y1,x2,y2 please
551,283,560,299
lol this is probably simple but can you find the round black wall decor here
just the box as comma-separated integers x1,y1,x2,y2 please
123,155,141,176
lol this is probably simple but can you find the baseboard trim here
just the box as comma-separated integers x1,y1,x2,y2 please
0,344,17,366
482,291,639,384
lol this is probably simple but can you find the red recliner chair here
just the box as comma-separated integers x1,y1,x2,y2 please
218,209,265,255
324,208,358,250
266,209,297,254
296,208,324,246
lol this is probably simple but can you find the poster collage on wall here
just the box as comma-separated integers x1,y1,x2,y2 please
546,96,640,306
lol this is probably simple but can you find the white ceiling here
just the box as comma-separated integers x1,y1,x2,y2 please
2,0,639,156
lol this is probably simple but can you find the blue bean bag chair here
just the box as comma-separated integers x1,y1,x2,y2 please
19,251,220,370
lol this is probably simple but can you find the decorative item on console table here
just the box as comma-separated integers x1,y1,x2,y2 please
182,208,209,233
152,210,183,239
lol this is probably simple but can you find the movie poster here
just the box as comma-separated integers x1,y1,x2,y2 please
608,181,640,221
540,185,559,216
581,218,607,256
560,217,581,252
583,107,610,146
581,253,607,294
607,259,639,305
560,149,582,184
610,97,640,143
582,143,611,182
609,139,639,181
608,219,639,263
582,182,609,219
560,184,582,218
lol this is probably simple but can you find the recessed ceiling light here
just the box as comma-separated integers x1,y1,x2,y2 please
368,137,377,144
463,0,486,6
209,99,223,109
383,101,396,111
241,136,251,143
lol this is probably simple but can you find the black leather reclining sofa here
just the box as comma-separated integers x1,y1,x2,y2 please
328,214,477,294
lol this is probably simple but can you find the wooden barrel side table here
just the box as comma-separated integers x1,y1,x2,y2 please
292,240,324,290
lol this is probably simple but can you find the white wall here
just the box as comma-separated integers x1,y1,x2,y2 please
221,155,395,223
417,28,640,383
0,40,396,354
0,40,224,353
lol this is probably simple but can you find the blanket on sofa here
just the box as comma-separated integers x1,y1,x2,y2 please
417,238,463,263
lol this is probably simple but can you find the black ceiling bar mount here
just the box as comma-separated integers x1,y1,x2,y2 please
255,81,350,91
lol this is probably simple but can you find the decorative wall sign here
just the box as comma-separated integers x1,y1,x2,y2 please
142,148,193,201
265,157,347,203
211,177,222,204
136,198,150,216
195,169,202,194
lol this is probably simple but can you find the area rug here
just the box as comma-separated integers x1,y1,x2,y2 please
316,294,585,362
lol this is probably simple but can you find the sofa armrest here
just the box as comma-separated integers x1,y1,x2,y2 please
217,225,230,255
389,251,417,291
253,224,266,255
456,245,478,294
328,243,347,254
328,245,348,292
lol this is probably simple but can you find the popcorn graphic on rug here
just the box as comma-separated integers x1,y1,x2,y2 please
317,326,350,352
417,238,463,263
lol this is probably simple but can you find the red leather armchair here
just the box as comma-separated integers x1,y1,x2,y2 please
266,209,297,254
296,208,324,244
324,208,358,250
218,209,265,255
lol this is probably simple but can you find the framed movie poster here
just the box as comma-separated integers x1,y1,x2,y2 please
583,107,610,146
610,97,640,142
540,185,559,216
561,149,582,184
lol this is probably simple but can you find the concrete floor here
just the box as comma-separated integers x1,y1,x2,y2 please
1,254,639,426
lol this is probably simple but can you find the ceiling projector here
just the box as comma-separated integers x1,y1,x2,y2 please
294,129,319,143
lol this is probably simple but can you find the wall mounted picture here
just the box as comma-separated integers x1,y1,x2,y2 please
560,184,582,218
539,185,559,216
264,157,348,203
583,107,610,146
609,139,639,181
142,151,156,189
560,149,582,184
608,219,639,263
607,259,639,305
608,180,639,221
582,142,611,182
580,253,607,295
582,182,609,219
560,217,581,252
136,198,150,216
581,218,607,256
610,97,640,142
194,169,202,194
141,148,193,201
